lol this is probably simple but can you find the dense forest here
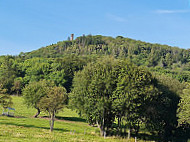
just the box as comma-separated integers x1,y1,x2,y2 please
0,35,190,141
22,35,190,82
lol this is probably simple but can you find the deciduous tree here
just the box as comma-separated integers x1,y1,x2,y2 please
38,86,67,132
0,85,12,108
22,80,54,117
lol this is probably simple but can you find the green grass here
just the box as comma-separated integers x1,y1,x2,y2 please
0,96,155,142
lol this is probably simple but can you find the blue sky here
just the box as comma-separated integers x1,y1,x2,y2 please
0,0,190,55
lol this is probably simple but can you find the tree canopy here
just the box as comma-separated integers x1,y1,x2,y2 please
38,86,67,131
22,80,54,117
70,57,160,136
178,83,190,125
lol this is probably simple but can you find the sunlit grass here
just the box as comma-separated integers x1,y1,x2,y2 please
0,96,153,142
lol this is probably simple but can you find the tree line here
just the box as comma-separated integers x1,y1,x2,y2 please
23,35,190,70
20,35,190,82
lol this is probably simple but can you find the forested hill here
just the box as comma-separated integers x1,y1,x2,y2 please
1,35,190,141
23,35,190,69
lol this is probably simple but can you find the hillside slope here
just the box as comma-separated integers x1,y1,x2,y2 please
23,35,190,69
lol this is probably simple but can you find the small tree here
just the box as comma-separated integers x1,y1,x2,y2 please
38,86,67,132
11,78,23,95
22,80,54,117
0,85,13,108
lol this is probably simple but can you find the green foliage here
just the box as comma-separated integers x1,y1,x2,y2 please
0,56,17,93
149,66,190,83
48,69,66,86
20,35,190,86
144,75,184,141
71,57,118,135
0,35,189,141
113,65,159,134
38,86,67,114
21,58,51,83
23,35,190,70
22,80,54,117
38,86,67,131
0,87,13,108
178,83,190,125
70,57,160,136
11,77,24,95
20,56,88,93
51,55,88,92
0,35,189,96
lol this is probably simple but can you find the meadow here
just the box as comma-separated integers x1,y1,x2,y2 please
0,96,153,142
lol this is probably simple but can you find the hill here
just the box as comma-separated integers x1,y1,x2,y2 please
23,35,189,68
21,35,190,82
0,35,190,141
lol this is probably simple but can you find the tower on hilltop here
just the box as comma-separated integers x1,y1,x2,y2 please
71,34,74,41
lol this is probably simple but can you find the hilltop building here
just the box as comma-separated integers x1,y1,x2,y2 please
71,34,74,41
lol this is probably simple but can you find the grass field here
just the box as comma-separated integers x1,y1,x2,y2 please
0,96,156,142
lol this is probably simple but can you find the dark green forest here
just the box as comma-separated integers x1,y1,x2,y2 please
0,35,190,141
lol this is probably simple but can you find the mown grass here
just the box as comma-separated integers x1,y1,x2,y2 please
0,96,155,142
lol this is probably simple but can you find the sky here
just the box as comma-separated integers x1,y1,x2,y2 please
0,0,190,55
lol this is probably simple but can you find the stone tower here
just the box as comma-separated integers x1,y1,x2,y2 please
71,34,74,41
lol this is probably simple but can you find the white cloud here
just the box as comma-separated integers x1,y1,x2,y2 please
155,9,190,14
106,13,127,22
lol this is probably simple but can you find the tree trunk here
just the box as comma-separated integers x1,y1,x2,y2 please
50,112,55,132
135,122,140,136
124,125,127,136
49,112,51,128
128,129,131,140
117,117,120,136
100,125,106,137
120,119,123,136
33,108,40,118
97,120,106,137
